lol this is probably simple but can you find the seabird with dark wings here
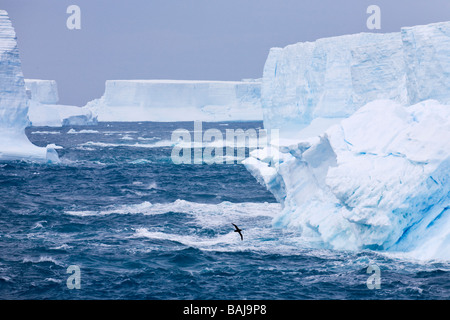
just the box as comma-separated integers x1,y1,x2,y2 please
232,223,243,241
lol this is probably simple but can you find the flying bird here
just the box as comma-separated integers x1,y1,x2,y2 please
232,223,243,241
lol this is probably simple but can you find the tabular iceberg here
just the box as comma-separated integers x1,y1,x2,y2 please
25,79,97,127
84,79,262,122
244,21,450,260
25,79,59,104
262,21,450,139
262,32,408,136
0,11,58,163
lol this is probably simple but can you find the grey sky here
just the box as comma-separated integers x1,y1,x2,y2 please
2,0,450,106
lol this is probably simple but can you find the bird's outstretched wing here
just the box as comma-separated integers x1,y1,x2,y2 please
232,223,243,240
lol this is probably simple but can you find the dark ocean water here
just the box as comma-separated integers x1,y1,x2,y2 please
0,121,448,300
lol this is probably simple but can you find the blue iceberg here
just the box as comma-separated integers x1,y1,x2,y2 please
244,21,450,260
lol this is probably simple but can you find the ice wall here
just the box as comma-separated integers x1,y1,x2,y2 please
85,79,262,122
24,79,97,127
25,79,59,104
0,10,29,132
0,11,58,163
27,101,97,127
262,21,450,137
402,22,450,105
245,20,450,260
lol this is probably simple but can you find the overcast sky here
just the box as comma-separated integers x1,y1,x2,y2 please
3,0,450,106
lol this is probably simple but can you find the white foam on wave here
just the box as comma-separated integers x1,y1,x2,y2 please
121,134,135,140
74,146,96,151
138,137,159,141
128,159,153,165
131,225,315,255
133,228,238,248
50,244,71,251
101,131,139,135
65,199,281,218
46,143,63,150
65,201,155,217
78,137,265,150
64,199,334,254
31,131,60,135
79,140,175,149
117,200,311,253
31,220,47,229
22,256,63,267
67,129,99,134
63,199,416,259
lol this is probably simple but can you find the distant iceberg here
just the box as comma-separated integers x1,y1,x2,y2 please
84,79,262,122
0,11,58,163
244,21,450,260
25,79,97,127
25,79,59,104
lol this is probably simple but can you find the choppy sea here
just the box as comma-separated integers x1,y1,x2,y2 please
0,121,448,299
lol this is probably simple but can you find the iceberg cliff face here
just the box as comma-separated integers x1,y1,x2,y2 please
27,100,98,127
24,79,97,127
262,21,450,138
0,11,58,163
245,21,450,260
262,32,407,135
402,22,450,105
85,79,262,122
25,79,59,104
0,10,29,132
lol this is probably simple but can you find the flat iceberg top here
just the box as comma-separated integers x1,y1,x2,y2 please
281,30,398,49
107,79,261,84
401,19,450,30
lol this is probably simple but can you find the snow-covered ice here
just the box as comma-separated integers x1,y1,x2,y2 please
0,11,59,163
84,79,262,122
402,22,450,105
25,79,59,104
261,32,406,137
27,100,97,127
262,21,450,139
24,79,97,127
244,100,450,259
245,20,450,260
